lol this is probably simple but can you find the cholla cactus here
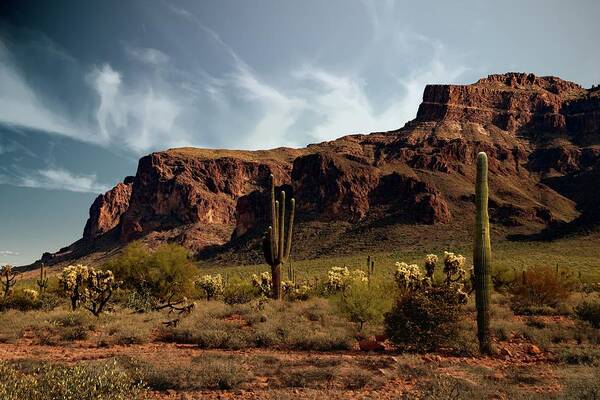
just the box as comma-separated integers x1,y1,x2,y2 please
0,265,19,300
252,272,272,297
424,254,438,278
325,267,368,293
394,262,424,290
282,280,311,301
59,264,117,316
282,280,295,295
60,264,90,310
443,252,467,285
327,267,350,292
22,288,39,302
195,274,224,300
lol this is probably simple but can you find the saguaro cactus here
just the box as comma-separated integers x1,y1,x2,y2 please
474,152,493,354
262,174,295,300
37,263,49,295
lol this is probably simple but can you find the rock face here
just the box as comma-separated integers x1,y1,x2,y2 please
38,73,600,265
83,177,134,239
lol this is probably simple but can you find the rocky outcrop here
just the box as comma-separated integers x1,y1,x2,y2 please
37,73,600,265
83,177,134,239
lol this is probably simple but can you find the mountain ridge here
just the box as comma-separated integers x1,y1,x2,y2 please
34,72,600,268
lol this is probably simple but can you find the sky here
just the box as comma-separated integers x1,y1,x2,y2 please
1,0,599,266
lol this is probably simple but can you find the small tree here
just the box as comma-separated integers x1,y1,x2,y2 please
0,265,19,301
337,281,387,331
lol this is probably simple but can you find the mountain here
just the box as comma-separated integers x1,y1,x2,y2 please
36,73,600,267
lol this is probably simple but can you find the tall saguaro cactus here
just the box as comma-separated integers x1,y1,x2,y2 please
262,174,295,300
474,152,493,354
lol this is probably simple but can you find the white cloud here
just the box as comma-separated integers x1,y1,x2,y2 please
89,63,189,152
9,168,110,193
0,250,19,257
127,46,169,66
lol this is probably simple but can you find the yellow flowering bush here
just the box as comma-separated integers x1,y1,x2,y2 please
195,274,224,300
251,272,272,297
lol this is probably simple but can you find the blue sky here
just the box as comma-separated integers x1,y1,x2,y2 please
1,0,599,265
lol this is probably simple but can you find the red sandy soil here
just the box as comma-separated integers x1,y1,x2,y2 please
0,339,560,400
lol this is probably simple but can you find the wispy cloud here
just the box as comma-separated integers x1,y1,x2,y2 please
0,250,19,257
0,39,89,141
89,63,190,152
126,46,170,66
0,2,469,154
1,167,110,193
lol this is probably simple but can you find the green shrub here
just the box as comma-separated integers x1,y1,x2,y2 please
0,360,146,400
335,281,389,331
223,280,258,305
106,242,197,301
384,285,465,352
558,347,600,366
280,366,335,388
3,288,42,311
491,266,518,292
575,300,600,328
122,355,249,391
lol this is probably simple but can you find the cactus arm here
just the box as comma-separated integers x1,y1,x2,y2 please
270,175,278,252
279,191,286,263
284,198,295,260
474,152,493,355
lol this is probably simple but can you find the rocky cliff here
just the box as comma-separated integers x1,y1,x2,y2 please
39,73,600,266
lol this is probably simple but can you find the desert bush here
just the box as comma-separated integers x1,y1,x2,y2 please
106,242,197,302
557,346,600,366
559,369,600,400
384,285,466,352
492,266,519,292
2,288,41,311
157,298,353,351
124,354,249,391
280,366,335,388
195,274,224,300
510,267,574,315
335,280,389,331
98,312,160,346
0,360,146,400
223,280,259,305
575,300,600,328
